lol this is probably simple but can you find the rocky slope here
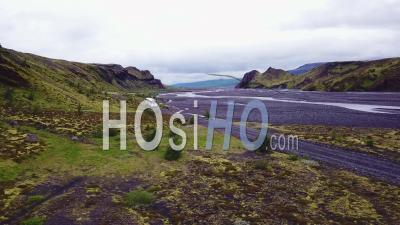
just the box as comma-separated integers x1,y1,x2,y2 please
0,46,163,110
236,58,400,91
0,47,163,90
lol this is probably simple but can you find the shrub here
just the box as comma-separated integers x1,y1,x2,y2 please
204,111,210,119
4,88,14,105
92,128,119,138
288,154,299,161
109,128,119,137
330,130,337,141
28,195,45,203
92,129,103,138
143,108,156,120
187,115,194,125
143,126,157,142
365,137,374,147
255,136,270,153
77,104,82,115
164,146,182,161
20,216,44,225
32,105,41,114
125,190,155,208
27,90,35,101
165,129,183,160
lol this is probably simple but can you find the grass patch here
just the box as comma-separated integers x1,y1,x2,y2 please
28,195,45,203
20,216,45,225
0,160,21,182
288,154,300,161
125,190,155,208
0,121,245,195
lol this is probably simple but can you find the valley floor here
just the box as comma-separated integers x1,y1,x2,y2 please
0,108,399,224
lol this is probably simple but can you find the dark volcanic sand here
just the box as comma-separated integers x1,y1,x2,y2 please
158,89,400,184
159,89,400,128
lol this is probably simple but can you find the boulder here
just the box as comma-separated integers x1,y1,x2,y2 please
71,135,80,141
8,120,18,127
25,133,39,143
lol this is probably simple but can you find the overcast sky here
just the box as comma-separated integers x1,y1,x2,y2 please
1,0,399,84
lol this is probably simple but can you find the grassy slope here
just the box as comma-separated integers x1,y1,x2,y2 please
247,68,295,89
239,58,400,91
291,58,400,91
0,47,163,111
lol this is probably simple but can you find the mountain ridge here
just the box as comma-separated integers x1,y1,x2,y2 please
236,58,400,91
235,67,293,89
0,46,164,110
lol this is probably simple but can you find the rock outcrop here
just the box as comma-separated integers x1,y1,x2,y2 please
0,47,164,91
235,70,260,88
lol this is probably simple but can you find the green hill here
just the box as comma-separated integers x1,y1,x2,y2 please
235,67,294,89
0,46,164,111
291,58,400,91
236,58,400,91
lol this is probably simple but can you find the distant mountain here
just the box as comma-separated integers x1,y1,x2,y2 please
236,58,400,91
0,46,164,110
172,78,239,89
288,63,325,75
235,67,293,89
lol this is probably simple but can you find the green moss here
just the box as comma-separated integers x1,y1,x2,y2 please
253,159,271,171
327,191,379,221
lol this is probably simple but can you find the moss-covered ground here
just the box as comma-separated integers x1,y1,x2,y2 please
0,109,398,224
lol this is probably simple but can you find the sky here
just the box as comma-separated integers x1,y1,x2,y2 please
1,0,399,84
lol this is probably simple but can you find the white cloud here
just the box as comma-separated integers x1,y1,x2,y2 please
0,0,399,84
